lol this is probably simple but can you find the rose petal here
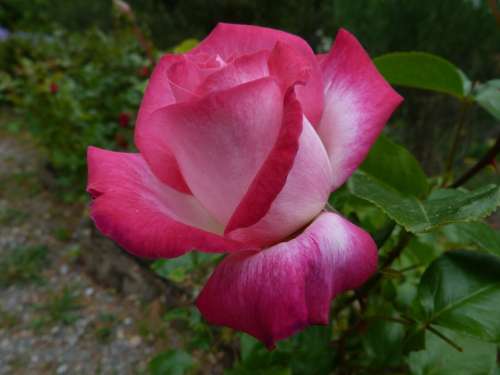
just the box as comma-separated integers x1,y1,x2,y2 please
87,147,251,258
224,88,303,235
134,54,191,193
190,23,315,64
148,77,283,225
191,23,324,125
268,41,324,125
318,29,403,189
226,115,332,246
195,50,270,96
197,212,378,348
166,57,204,102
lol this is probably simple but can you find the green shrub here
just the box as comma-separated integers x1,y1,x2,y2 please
1,28,148,199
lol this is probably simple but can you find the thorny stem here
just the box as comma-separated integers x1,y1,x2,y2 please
450,133,500,187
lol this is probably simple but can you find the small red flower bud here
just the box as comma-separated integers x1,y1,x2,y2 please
50,83,59,94
138,66,149,78
118,112,131,128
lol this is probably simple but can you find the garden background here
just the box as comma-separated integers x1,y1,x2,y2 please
0,0,499,374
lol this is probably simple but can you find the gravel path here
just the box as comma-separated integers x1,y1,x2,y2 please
0,131,174,374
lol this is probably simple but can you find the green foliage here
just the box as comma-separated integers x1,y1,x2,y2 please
361,134,429,197
152,253,220,284
227,327,333,375
1,28,148,198
374,52,466,98
0,245,48,286
415,251,500,343
349,171,500,233
443,222,500,256
148,349,194,375
475,79,500,120
409,328,497,375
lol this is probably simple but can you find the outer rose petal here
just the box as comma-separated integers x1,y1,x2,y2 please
190,23,315,64
134,54,191,193
148,78,283,225
197,212,378,348
87,147,251,258
318,29,403,189
226,116,333,246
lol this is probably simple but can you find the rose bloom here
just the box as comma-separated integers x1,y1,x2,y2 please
87,23,402,348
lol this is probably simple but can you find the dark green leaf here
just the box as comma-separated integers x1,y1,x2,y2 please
348,171,500,233
148,349,194,375
406,237,442,265
443,222,500,257
475,79,500,120
403,325,426,354
362,320,405,367
374,52,465,98
408,328,496,375
417,251,500,342
360,135,429,197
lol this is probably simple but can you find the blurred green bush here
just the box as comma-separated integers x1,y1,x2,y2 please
0,28,148,199
2,0,498,176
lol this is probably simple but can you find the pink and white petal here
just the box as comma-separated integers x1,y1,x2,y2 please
227,117,332,246
318,29,403,189
224,89,303,235
268,41,324,126
87,147,251,259
166,57,204,102
190,23,316,67
197,212,378,348
134,54,191,193
148,78,283,225
195,50,270,96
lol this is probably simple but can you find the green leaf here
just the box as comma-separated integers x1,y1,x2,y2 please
348,170,500,233
151,256,193,283
417,250,500,342
362,320,405,367
475,79,500,120
443,222,500,257
148,349,194,375
360,135,429,197
173,38,199,53
374,52,465,98
403,325,427,354
408,328,497,375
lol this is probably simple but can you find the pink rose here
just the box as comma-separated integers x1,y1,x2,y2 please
87,23,402,348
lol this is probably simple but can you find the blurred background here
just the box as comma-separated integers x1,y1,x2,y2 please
0,0,498,374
